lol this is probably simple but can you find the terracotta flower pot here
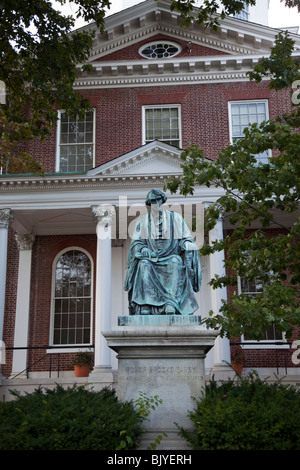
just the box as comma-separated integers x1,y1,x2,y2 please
74,365,90,377
232,363,243,374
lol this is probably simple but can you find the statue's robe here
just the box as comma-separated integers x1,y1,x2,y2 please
124,209,201,315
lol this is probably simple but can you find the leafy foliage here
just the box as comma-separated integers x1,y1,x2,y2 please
166,32,300,339
178,373,300,450
0,0,111,172
0,385,142,450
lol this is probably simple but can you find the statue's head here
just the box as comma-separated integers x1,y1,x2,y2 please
145,188,167,206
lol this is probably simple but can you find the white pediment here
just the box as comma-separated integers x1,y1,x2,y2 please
87,141,183,177
75,0,300,89
83,0,300,62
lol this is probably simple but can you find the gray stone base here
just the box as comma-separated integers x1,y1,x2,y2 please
103,317,218,450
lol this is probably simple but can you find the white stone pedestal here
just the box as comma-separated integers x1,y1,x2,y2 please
103,316,218,450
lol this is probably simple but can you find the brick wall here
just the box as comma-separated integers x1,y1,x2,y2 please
27,234,97,373
23,80,293,173
3,234,97,376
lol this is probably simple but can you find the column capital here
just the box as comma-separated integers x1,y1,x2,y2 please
0,208,13,229
15,234,36,251
92,204,116,226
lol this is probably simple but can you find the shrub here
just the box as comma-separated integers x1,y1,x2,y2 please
0,385,142,450
178,372,300,450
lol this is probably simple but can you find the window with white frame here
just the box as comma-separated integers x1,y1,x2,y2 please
57,110,95,172
229,100,269,163
143,105,181,147
52,249,92,346
238,275,283,342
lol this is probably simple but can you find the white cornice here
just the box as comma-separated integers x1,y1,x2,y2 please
75,52,263,88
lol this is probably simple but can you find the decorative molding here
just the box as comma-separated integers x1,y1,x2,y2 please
15,234,36,251
0,173,179,192
75,70,250,89
0,208,13,228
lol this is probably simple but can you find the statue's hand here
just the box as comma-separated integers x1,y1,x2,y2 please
135,248,158,261
135,248,151,259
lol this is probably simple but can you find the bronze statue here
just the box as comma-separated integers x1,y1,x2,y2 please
124,189,201,315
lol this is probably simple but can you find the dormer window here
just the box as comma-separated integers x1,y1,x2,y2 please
139,41,181,59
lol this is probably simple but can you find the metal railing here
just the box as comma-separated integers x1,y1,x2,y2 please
5,345,94,379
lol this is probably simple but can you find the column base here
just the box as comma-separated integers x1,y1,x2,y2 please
89,366,116,387
9,371,28,380
211,362,235,381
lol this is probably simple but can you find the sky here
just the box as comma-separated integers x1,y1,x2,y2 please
54,0,300,30
268,0,300,28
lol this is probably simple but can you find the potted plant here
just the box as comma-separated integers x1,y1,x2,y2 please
231,346,245,374
72,350,93,377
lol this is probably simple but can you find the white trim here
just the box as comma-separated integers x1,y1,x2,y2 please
242,343,290,350
55,109,96,173
142,104,182,147
46,347,93,354
49,246,94,348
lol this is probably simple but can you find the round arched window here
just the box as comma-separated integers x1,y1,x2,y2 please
139,41,181,59
52,249,92,345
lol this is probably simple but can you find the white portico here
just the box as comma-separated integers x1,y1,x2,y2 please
0,141,231,386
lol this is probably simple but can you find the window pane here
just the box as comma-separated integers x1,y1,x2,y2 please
231,102,268,163
59,112,94,172
53,250,92,345
240,274,283,341
145,107,180,147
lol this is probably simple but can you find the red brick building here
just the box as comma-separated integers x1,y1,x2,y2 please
0,0,299,398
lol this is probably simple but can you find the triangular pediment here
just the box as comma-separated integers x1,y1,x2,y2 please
87,141,183,177
75,0,300,88
82,0,300,60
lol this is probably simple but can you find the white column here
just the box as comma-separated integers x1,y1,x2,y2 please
11,234,35,377
92,205,115,374
208,216,231,374
0,209,13,343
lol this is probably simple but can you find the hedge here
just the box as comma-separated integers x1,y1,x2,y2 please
0,385,142,450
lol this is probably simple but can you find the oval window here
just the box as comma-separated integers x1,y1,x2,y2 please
139,41,181,59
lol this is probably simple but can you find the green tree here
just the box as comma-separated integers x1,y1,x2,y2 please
0,0,111,173
167,31,300,340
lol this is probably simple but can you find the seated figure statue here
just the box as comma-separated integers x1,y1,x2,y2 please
124,189,202,315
